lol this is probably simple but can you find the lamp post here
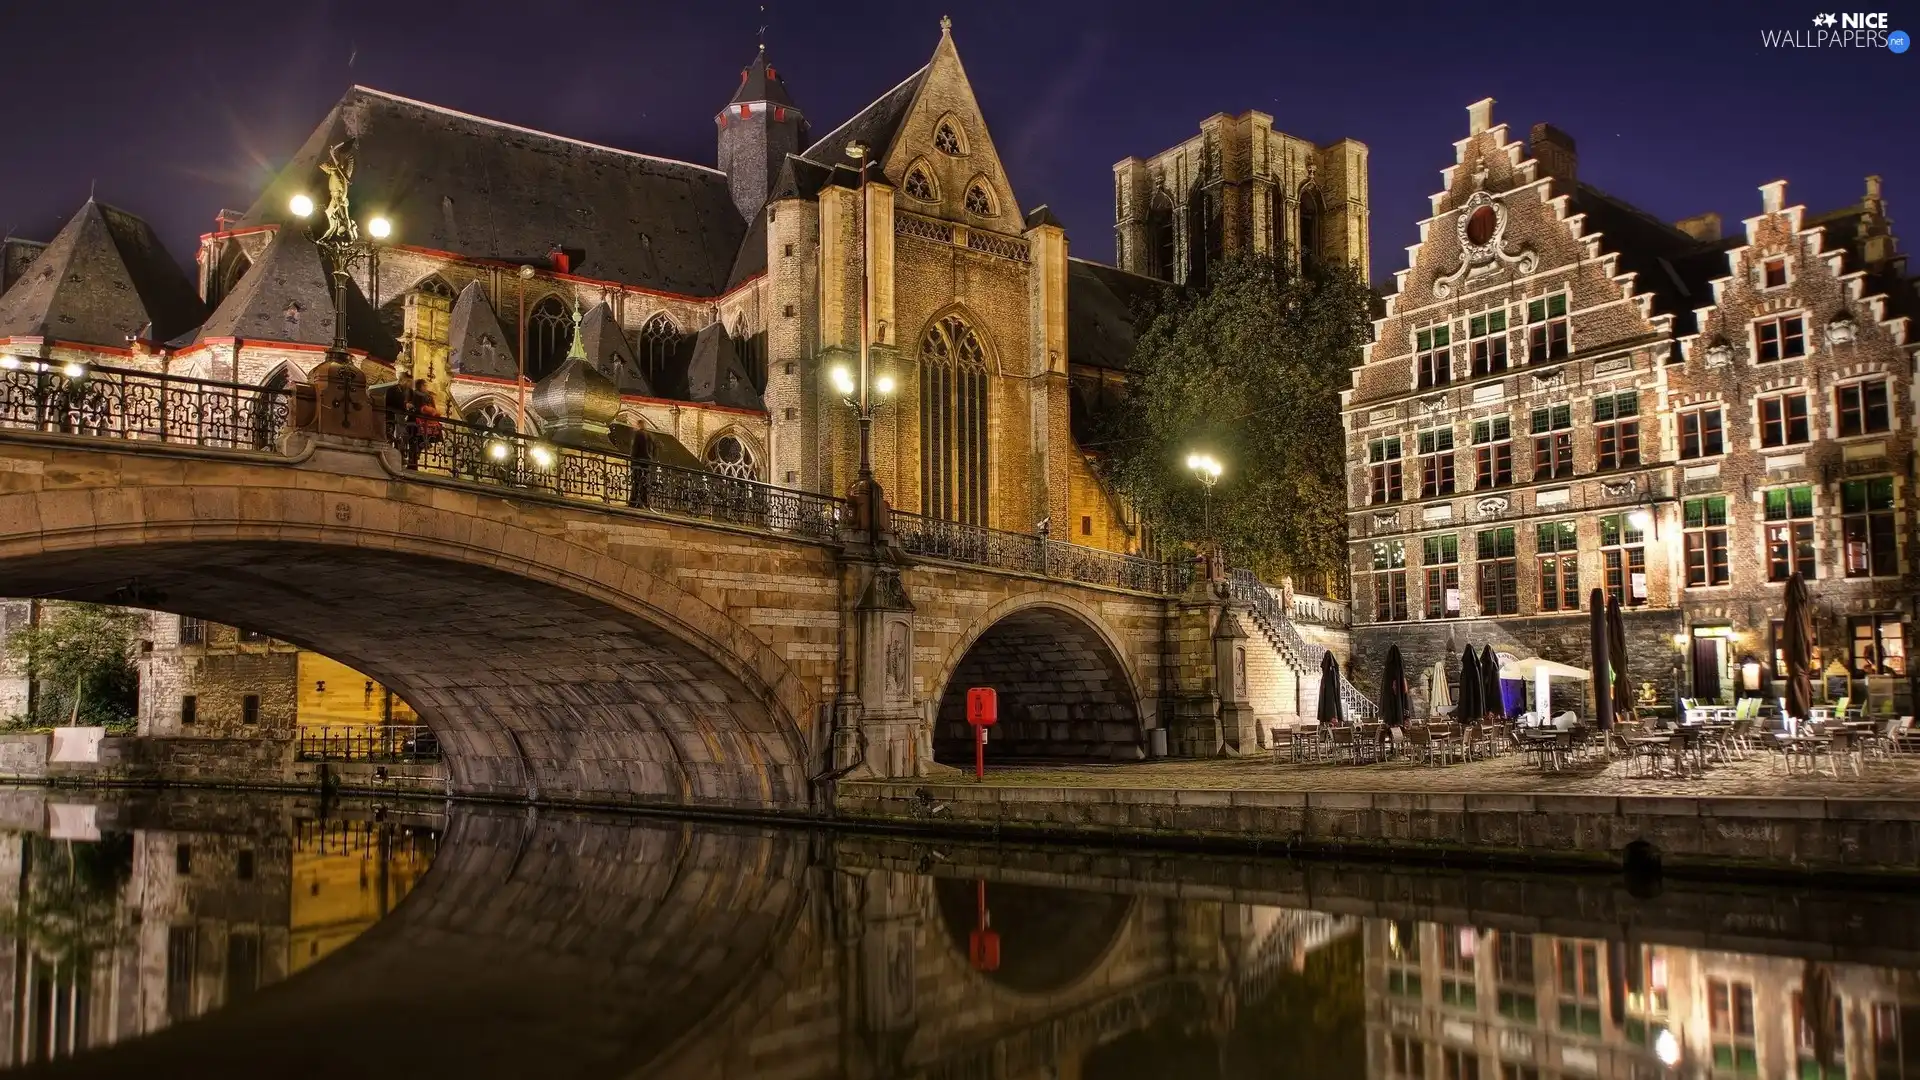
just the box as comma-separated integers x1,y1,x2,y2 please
1185,451,1223,546
288,140,391,436
836,140,896,535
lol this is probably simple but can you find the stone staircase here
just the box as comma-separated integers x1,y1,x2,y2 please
1227,569,1376,724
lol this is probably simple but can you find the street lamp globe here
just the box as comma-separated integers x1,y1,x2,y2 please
829,365,856,397
1653,1028,1681,1067
288,193,314,219
875,373,896,396
366,216,392,240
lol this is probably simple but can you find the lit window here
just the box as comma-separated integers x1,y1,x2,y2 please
1837,379,1891,436
1679,406,1724,458
1526,293,1569,362
1416,325,1452,388
1842,477,1897,578
1369,437,1404,504
1373,541,1408,621
1477,527,1517,615
1530,405,1573,480
1684,496,1730,587
1755,314,1807,362
1423,535,1460,619
1418,427,1455,498
1536,520,1579,612
1764,486,1815,582
1472,416,1513,489
1600,513,1647,606
1468,308,1508,377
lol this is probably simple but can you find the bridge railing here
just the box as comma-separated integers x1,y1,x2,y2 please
890,510,1190,594
0,359,291,450
405,415,844,541
296,724,442,764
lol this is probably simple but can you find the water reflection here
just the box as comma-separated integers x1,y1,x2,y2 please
0,789,1916,1080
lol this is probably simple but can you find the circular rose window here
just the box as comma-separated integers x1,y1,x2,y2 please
1465,206,1498,246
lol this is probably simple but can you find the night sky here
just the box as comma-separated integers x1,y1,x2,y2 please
1,0,1910,287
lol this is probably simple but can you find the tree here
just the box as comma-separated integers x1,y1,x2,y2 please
4,603,144,728
1091,253,1371,593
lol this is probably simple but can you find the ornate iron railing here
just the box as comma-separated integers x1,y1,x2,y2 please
891,510,1186,594
1228,568,1376,719
402,416,845,540
0,359,291,450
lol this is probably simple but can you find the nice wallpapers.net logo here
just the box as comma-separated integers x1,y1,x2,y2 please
1762,11,1909,49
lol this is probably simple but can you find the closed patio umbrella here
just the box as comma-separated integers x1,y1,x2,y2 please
1427,660,1452,716
1381,645,1410,729
1480,645,1502,721
1590,588,1614,731
1607,594,1634,726
1458,647,1482,728
1317,651,1344,726
1785,572,1815,726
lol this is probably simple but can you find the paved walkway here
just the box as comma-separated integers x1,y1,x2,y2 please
957,750,1920,800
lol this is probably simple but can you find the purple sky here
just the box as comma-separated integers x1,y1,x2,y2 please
0,0,1909,287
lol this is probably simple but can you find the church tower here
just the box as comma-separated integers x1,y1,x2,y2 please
716,47,807,222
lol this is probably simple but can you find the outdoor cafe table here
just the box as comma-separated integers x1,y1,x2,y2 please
1772,734,1831,776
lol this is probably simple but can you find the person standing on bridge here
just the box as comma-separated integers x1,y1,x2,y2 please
404,379,440,469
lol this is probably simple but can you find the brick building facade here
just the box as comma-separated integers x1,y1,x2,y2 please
1347,99,1919,717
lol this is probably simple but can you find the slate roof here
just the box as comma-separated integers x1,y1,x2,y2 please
683,323,764,410
241,87,749,298
770,154,834,203
1066,258,1167,373
195,226,399,359
580,301,652,395
1568,182,1729,336
731,49,797,108
802,65,930,166
446,281,517,380
2,238,47,294
0,200,203,347
726,206,769,291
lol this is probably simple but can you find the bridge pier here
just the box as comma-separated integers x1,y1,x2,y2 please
834,555,936,781
1164,576,1257,758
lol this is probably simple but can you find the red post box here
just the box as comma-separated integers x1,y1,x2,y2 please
965,687,997,780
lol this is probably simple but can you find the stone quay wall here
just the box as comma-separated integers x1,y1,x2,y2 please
835,780,1920,877
0,733,446,797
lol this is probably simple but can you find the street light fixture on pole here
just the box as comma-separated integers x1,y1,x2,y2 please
287,139,392,435
1186,451,1223,546
837,139,896,536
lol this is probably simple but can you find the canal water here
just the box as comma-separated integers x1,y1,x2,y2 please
0,788,1915,1079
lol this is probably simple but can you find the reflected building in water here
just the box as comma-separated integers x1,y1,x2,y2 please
1366,919,1920,1079
0,809,435,1068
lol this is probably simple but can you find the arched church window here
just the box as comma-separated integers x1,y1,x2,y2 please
964,182,994,217
1149,191,1175,281
705,433,758,480
639,314,679,387
904,165,936,202
919,314,989,527
210,245,252,310
933,120,964,156
526,296,572,381
470,401,521,434
416,275,455,300
1298,186,1323,273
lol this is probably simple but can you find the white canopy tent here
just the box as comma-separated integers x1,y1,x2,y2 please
1497,657,1590,722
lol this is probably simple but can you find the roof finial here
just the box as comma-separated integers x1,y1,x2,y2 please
567,295,587,361
940,14,952,34
758,4,768,52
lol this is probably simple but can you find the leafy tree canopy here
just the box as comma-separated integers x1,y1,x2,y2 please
4,603,144,727
1091,253,1371,593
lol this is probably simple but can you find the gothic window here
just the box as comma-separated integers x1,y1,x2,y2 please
964,182,993,217
920,314,990,527
639,314,679,386
904,165,936,202
933,119,964,156
416,275,455,300
705,433,758,480
210,246,251,310
1149,191,1176,281
1298,186,1323,273
470,401,520,434
526,296,572,381
1186,188,1221,290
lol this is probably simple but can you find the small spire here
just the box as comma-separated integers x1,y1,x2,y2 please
566,296,587,361
940,14,952,34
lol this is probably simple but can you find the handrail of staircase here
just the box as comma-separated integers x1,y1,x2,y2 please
1226,568,1377,719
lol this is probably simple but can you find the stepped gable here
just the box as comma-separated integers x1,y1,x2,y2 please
446,281,516,380
0,199,204,347
195,226,399,359
241,86,747,298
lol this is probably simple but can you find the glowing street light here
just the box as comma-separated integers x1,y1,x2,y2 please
1186,451,1224,550
529,444,555,469
1653,1027,1681,1068
487,440,510,462
288,193,315,219
366,216,392,240
61,361,86,380
0,355,20,371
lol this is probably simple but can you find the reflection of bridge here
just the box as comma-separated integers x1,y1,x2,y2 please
0,363,1349,811
18,791,1920,1080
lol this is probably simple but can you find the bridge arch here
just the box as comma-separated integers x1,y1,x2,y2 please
0,445,818,810
930,594,1146,762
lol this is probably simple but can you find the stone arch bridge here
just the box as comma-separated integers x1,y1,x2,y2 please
0,362,1359,812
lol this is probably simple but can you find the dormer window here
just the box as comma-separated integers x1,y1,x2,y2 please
903,165,936,202
964,182,993,216
934,120,964,156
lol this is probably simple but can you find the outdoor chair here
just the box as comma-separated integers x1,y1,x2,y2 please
1270,727,1296,763
1329,725,1355,765
1829,731,1864,778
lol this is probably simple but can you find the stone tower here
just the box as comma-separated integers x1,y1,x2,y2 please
716,47,808,222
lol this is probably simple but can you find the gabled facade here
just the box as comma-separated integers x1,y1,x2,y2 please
1346,99,1920,716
